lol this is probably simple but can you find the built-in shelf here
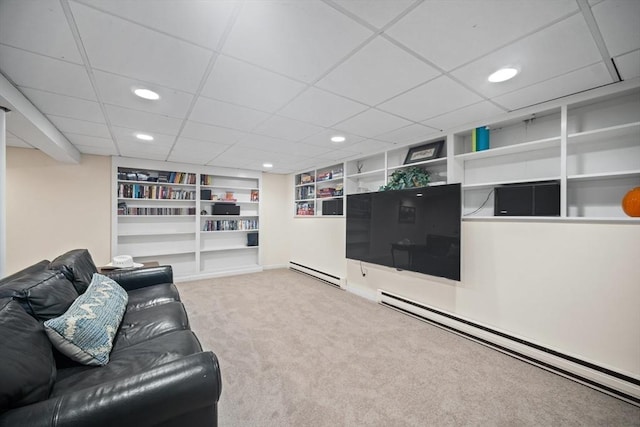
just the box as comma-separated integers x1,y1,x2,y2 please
113,159,262,281
456,136,561,161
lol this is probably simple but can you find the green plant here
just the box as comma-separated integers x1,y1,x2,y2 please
379,166,430,191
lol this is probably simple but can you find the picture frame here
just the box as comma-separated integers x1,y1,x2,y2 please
403,140,444,164
398,205,416,223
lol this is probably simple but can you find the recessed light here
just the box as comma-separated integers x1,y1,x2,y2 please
135,133,154,141
263,163,273,168
488,67,518,83
330,135,346,143
133,88,160,100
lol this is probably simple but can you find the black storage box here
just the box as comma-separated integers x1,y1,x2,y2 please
212,203,240,215
494,180,560,216
247,232,258,247
322,199,343,216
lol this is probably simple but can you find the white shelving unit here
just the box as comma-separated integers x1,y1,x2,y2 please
112,157,262,280
293,83,640,223
294,163,344,216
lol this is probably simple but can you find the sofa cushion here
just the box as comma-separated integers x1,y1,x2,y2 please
126,283,181,311
49,249,98,294
113,301,190,351
0,260,49,286
44,274,128,366
0,298,56,413
0,269,79,321
52,330,203,395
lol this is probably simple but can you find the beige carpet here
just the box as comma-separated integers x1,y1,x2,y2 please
177,269,640,426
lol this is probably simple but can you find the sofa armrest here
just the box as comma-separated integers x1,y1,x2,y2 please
0,351,221,427
104,266,174,291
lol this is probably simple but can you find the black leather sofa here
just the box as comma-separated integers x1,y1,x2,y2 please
0,249,221,427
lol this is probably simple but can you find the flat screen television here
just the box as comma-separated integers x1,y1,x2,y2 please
346,184,461,281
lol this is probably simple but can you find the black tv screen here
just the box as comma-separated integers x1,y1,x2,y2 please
346,184,461,281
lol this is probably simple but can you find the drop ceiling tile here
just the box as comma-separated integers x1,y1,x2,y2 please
316,37,440,106
378,76,483,122
592,0,640,57
614,50,640,80
334,108,413,138
222,0,373,82
279,87,368,127
492,63,613,110
252,115,324,142
65,133,116,149
111,125,175,147
451,14,604,99
0,45,96,100
201,55,306,113
346,139,395,155
6,133,32,148
20,88,105,123
422,101,506,132
93,71,194,118
168,137,231,164
376,123,440,144
190,96,270,131
211,145,278,163
181,121,247,144
386,0,578,71
0,0,82,63
47,115,111,138
331,0,416,28
77,0,237,50
118,147,170,162
237,134,332,158
105,105,183,136
69,1,211,93
302,129,365,147
73,143,118,156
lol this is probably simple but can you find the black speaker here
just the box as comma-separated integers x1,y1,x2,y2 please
247,232,258,246
322,199,343,216
212,203,240,215
494,181,560,216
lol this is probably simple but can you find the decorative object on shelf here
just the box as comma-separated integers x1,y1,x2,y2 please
225,191,235,201
356,161,363,174
380,167,430,191
300,173,314,184
250,190,259,202
622,187,640,217
474,126,490,151
404,140,444,164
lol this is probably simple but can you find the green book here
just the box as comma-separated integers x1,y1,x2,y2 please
471,128,477,152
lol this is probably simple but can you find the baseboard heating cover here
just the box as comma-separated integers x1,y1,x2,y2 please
289,262,344,288
378,290,640,406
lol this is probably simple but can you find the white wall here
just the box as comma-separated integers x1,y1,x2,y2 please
346,220,640,377
5,147,111,273
260,172,290,269
287,172,346,278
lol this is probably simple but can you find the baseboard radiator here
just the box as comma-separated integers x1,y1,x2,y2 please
378,290,640,406
289,262,343,289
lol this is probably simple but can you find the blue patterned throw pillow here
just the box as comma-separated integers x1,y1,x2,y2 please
44,273,128,366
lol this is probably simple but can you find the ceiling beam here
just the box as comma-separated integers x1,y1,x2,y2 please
0,73,80,163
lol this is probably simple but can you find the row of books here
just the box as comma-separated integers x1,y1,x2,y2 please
296,203,314,215
118,169,196,184
119,207,197,216
203,219,259,231
119,184,196,200
296,186,314,200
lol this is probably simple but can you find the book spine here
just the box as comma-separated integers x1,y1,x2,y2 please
471,128,477,152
